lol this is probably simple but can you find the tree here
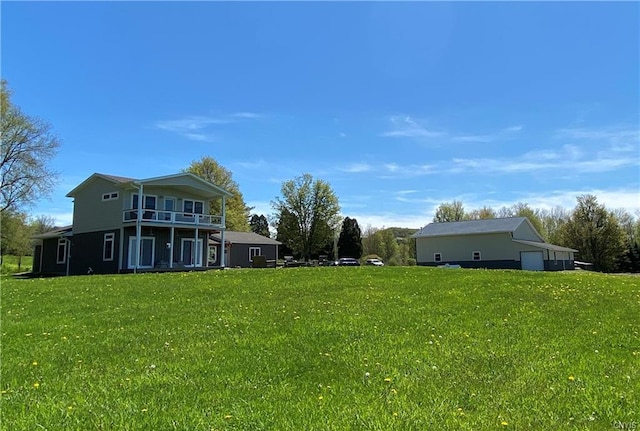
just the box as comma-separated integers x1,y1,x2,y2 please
362,225,383,258
271,173,341,261
433,200,465,222
0,210,33,270
30,214,57,234
467,206,497,220
1,80,60,213
561,195,626,272
249,214,270,237
185,156,251,231
540,206,570,244
337,217,363,259
379,228,399,263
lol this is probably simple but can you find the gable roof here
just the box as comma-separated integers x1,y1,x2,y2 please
211,231,281,246
66,172,232,198
412,217,532,238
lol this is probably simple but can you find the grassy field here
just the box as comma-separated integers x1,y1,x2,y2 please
0,255,32,275
1,267,638,430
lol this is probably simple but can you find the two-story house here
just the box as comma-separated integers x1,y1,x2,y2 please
32,172,232,275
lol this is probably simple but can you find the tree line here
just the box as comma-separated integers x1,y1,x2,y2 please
2,79,638,273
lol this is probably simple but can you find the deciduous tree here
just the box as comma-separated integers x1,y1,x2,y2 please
271,173,340,261
561,195,625,272
185,156,251,231
433,200,465,222
1,80,60,213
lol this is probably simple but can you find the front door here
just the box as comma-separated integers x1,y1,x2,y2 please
128,237,155,269
181,238,203,267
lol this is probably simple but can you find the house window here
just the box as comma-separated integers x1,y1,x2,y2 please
249,247,261,262
132,194,157,209
183,199,204,214
103,233,115,261
472,251,481,261
57,239,67,264
208,246,217,266
102,191,119,201
434,253,442,263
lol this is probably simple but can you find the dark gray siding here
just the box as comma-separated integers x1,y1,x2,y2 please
37,238,69,275
229,243,278,268
418,260,521,270
70,230,120,275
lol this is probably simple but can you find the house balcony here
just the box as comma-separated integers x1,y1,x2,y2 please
123,209,224,228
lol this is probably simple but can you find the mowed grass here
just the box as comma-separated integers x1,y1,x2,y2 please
1,267,638,430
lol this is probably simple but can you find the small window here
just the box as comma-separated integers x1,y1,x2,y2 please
57,239,67,264
102,191,119,201
434,253,442,263
103,233,115,261
472,251,481,261
249,247,261,262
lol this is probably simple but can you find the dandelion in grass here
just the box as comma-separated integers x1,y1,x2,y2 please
501,421,508,426
32,361,38,366
33,382,40,389
384,377,392,383
568,375,575,381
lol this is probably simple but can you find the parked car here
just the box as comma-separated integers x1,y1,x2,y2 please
365,258,384,266
337,257,360,266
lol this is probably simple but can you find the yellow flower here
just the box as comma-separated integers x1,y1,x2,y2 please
224,415,233,420
568,375,575,381
501,420,508,426
32,361,38,366
33,382,40,389
384,377,392,383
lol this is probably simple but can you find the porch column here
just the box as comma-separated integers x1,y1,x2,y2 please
195,227,199,266
169,226,175,269
135,183,143,273
220,195,226,268
220,229,225,268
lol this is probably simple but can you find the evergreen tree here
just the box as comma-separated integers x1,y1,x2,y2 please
337,217,363,259
249,214,270,237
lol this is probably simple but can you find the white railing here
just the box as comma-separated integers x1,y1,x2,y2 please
123,209,223,226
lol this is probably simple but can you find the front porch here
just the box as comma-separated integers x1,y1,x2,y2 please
123,226,225,271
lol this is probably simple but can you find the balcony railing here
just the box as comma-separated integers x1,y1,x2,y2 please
123,209,223,227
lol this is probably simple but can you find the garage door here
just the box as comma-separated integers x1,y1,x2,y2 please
521,251,544,271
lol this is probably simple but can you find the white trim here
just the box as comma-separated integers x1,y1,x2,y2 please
183,199,205,214
102,191,119,201
128,236,155,269
103,233,115,261
472,251,481,261
56,238,67,264
249,246,261,262
180,238,203,267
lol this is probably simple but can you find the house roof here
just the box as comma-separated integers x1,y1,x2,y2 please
210,231,281,246
32,225,73,240
66,172,232,198
412,217,531,238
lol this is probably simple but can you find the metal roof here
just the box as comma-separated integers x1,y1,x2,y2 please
512,239,578,253
32,226,73,240
412,217,529,238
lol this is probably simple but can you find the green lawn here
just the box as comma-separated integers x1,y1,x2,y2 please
1,255,32,275
1,267,638,430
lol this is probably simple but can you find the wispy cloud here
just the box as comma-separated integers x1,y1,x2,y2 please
381,115,444,139
155,112,262,142
339,163,373,173
382,115,523,144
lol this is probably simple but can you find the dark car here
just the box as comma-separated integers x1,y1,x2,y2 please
337,257,360,266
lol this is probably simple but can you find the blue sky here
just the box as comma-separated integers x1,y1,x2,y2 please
3,1,639,229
